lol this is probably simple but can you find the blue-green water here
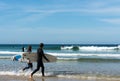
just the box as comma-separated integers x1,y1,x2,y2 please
0,44,120,79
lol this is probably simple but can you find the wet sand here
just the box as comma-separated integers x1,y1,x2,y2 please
0,75,82,81
0,75,120,81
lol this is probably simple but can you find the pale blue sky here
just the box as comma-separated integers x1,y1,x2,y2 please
0,0,120,44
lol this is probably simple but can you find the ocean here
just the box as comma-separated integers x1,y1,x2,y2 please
1,44,120,79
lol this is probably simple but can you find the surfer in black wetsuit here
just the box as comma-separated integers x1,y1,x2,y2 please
30,43,49,78
22,45,33,71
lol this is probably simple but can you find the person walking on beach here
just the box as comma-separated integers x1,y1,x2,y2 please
22,45,33,71
30,43,49,78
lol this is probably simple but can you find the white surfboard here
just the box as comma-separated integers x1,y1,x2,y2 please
21,52,57,63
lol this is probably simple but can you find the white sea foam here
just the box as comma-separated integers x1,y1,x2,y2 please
48,52,120,59
0,51,23,54
0,71,54,77
79,46,118,51
48,52,120,57
57,75,120,80
0,70,32,76
61,46,73,50
1,71,120,80
0,51,120,59
61,45,120,51
0,71,19,76
0,51,23,59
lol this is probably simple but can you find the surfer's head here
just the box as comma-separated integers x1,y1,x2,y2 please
40,43,44,48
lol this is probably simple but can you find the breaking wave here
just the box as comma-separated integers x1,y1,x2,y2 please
61,45,120,51
1,51,120,62
0,51,23,54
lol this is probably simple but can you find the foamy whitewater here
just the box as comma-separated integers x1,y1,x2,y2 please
1,44,120,79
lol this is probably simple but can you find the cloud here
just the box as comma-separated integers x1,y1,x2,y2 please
81,7,120,14
0,0,118,13
1,0,120,16
78,1,120,15
26,8,82,13
21,1,120,16
100,18,120,24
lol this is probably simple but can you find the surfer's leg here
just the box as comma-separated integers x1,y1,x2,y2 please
41,62,45,76
31,63,40,76
29,63,33,70
41,66,45,76
23,66,29,71
23,63,32,71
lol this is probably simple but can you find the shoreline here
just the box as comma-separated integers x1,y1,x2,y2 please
1,75,120,81
0,75,81,81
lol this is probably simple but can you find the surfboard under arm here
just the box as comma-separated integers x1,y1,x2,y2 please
22,52,57,63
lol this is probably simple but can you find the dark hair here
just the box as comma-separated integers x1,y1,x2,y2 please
40,43,44,47
28,45,32,52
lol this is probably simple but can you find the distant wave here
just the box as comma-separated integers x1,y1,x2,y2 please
61,46,74,50
79,46,119,51
57,57,120,62
0,56,11,59
48,52,120,57
48,52,120,60
61,45,120,51
0,51,23,54
0,51,23,59
1,51,120,61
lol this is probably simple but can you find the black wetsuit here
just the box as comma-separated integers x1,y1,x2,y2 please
23,62,33,71
31,48,49,76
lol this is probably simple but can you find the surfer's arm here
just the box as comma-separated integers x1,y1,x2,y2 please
43,54,49,62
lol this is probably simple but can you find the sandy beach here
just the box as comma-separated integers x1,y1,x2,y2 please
1,75,120,81
0,75,83,81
